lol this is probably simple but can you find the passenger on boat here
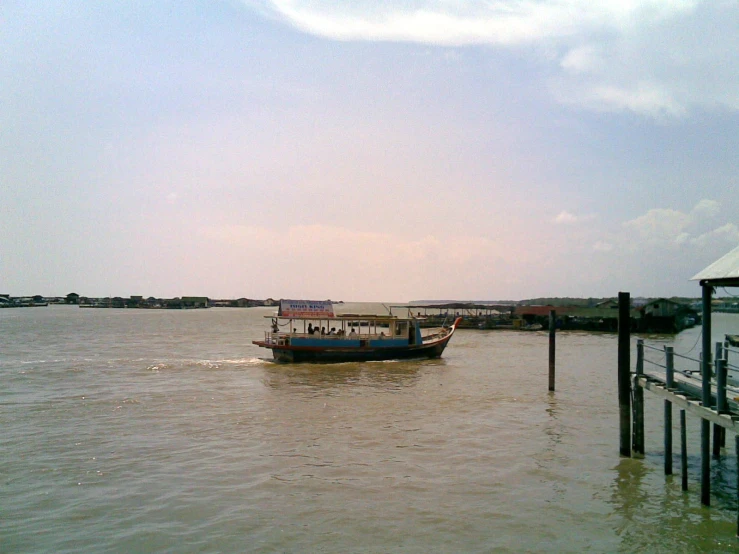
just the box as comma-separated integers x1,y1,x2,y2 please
321,327,326,335
308,323,314,334
329,327,336,335
349,327,357,336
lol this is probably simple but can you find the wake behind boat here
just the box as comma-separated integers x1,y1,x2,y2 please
253,300,462,363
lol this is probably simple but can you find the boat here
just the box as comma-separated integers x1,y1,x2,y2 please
253,300,463,363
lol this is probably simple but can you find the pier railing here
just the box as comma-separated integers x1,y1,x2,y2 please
725,342,739,386
630,335,739,524
641,339,739,412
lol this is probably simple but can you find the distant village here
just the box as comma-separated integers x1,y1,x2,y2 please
2,292,737,334
0,293,279,309
408,296,739,333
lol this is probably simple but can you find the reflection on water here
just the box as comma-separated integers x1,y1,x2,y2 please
544,391,563,447
611,457,649,521
262,359,442,390
610,455,738,553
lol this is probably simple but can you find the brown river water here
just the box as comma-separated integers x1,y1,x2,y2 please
2,304,739,553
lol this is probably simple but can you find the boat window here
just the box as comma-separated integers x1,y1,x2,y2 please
395,321,407,337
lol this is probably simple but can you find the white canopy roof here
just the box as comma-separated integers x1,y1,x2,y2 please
691,244,739,283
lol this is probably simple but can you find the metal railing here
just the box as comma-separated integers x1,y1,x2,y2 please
640,339,735,409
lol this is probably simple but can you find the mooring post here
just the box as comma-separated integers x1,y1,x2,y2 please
681,409,688,491
665,346,675,388
701,419,711,504
548,310,556,392
633,338,645,457
664,346,674,475
700,282,713,506
714,342,726,458
718,342,726,406
719,345,727,448
618,292,632,457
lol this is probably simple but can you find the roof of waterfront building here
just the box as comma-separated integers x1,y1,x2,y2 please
691,244,739,286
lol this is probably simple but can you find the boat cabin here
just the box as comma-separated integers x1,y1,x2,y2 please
263,313,424,348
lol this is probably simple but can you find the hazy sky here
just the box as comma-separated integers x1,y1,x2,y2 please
2,1,737,301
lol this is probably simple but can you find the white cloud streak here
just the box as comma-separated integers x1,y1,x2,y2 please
260,0,738,117
264,1,698,46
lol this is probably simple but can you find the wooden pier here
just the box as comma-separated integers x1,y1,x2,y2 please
617,245,739,533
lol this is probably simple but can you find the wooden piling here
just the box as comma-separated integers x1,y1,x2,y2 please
701,283,712,506
665,346,675,387
548,310,556,392
701,419,711,505
719,349,727,449
681,409,688,491
714,342,725,458
664,346,674,475
633,338,645,457
618,292,631,457
664,402,673,474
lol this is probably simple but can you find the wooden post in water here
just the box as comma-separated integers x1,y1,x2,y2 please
618,292,631,457
681,410,688,491
633,339,645,457
701,283,712,506
714,342,725,458
548,310,556,392
664,346,674,475
719,346,727,449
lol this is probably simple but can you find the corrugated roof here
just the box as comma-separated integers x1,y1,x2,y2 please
691,244,739,283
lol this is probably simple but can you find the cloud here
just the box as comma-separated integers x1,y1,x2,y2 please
691,199,720,218
566,199,736,296
623,207,691,243
564,83,689,118
621,199,736,249
554,211,578,224
202,223,503,267
552,3,739,117
263,1,698,46
690,223,739,248
198,223,521,299
554,210,595,224
259,0,738,117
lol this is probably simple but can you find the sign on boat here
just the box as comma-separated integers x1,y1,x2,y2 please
253,300,463,363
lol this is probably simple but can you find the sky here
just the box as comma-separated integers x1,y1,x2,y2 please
1,0,738,302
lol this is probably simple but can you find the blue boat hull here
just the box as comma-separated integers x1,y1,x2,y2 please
265,339,451,363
